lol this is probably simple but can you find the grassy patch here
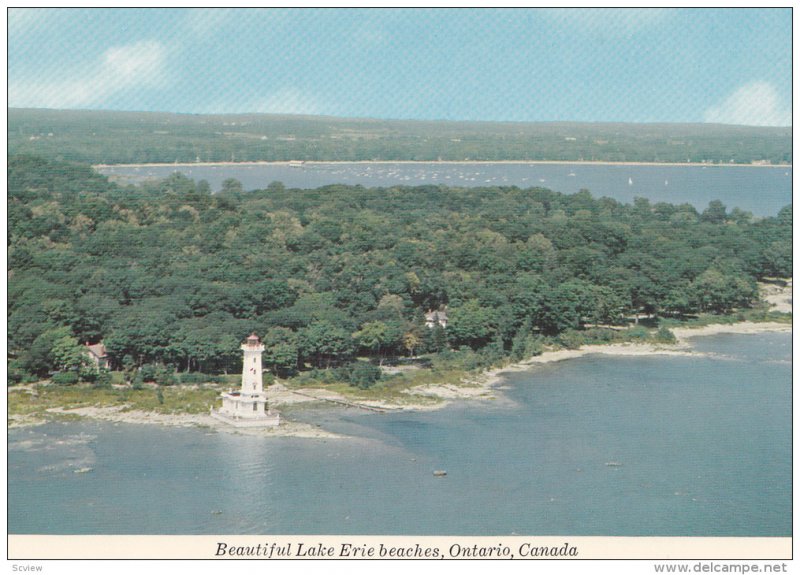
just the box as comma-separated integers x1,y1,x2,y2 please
659,310,792,329
114,386,222,414
281,360,471,404
8,383,224,424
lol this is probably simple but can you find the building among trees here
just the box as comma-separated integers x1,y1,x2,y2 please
425,309,448,329
84,342,110,370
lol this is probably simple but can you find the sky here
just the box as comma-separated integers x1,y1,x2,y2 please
7,8,792,126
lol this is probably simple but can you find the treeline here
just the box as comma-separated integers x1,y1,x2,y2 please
7,155,792,384
8,108,793,165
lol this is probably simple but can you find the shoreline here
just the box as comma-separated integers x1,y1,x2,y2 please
20,406,343,439
482,320,792,386
93,160,792,170
10,320,790,435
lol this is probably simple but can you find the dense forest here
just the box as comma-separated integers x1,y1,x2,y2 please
7,155,792,386
9,108,793,166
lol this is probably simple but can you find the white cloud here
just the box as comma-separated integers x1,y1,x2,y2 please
103,41,166,85
250,88,324,116
704,82,791,127
9,40,168,109
8,8,44,33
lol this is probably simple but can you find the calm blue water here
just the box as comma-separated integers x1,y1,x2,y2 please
97,162,792,216
8,332,791,536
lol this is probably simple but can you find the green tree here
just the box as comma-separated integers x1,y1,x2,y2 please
353,320,404,363
26,327,85,377
701,200,727,224
263,327,299,377
690,269,757,313
447,300,496,350
298,321,355,368
403,331,421,357
426,324,448,353
345,361,383,389
221,178,243,194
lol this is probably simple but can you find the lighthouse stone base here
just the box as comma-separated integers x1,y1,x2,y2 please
210,410,280,428
210,390,280,428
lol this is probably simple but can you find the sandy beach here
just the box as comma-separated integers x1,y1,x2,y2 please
422,342,700,408
390,314,793,412
761,280,793,313
671,321,792,340
319,319,792,415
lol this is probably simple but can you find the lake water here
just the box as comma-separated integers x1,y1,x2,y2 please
8,332,791,536
97,162,792,217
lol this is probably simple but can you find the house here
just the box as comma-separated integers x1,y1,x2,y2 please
425,309,448,329
84,342,110,370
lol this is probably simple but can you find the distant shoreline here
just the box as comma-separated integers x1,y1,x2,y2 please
93,160,793,170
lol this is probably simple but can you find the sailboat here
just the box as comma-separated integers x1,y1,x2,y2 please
628,177,633,186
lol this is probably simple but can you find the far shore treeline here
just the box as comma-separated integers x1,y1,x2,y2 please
8,108,793,166
7,155,792,386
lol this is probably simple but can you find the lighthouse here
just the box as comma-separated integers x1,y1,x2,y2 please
241,333,265,395
211,333,280,427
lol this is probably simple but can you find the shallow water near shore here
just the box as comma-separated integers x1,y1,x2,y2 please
8,332,791,536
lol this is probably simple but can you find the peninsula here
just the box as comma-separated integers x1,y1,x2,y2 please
7,154,791,435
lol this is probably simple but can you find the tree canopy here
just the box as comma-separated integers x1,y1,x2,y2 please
7,155,791,382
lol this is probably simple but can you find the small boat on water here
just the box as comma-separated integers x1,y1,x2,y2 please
433,470,447,477
628,177,633,186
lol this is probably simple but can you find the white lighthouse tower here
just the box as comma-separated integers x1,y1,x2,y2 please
242,333,265,395
211,333,280,427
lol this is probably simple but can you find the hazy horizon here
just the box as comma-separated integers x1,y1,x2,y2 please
8,8,791,127
7,106,793,131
